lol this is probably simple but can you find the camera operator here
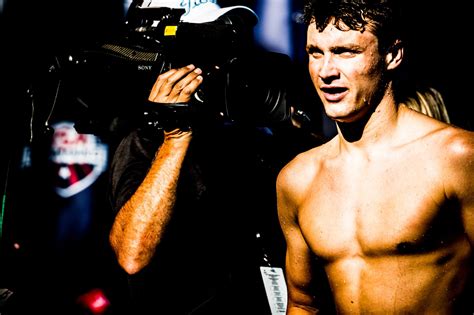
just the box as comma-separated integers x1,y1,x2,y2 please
107,2,326,314
109,63,218,314
108,65,302,314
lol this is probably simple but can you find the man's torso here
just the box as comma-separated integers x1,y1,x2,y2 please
298,124,472,313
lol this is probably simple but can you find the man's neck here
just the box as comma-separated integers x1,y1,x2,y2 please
335,94,401,155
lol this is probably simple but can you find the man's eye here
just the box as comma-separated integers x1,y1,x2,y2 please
335,49,357,58
340,51,356,57
310,52,323,58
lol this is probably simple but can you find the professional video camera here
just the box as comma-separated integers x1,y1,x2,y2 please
64,1,292,136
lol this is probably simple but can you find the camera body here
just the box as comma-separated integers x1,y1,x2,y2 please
65,2,292,135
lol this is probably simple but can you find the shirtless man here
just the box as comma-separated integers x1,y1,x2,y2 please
276,0,474,313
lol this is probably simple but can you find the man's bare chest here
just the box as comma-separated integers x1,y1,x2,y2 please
297,160,460,260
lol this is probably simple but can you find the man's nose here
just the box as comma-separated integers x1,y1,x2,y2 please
319,55,338,80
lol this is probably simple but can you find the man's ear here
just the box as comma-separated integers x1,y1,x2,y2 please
386,40,403,70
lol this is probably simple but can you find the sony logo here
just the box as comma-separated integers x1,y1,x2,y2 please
138,65,153,71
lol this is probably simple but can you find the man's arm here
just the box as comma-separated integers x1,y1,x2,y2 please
109,65,203,275
276,161,320,315
447,130,474,243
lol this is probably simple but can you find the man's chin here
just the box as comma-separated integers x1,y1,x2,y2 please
325,112,356,123
325,106,368,124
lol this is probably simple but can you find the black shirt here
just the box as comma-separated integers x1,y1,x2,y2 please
109,123,323,314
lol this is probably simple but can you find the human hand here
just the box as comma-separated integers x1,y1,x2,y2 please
148,64,203,104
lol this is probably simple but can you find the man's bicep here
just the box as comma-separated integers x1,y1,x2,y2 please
459,166,474,245
285,226,318,306
276,163,331,313
285,227,335,314
451,133,474,244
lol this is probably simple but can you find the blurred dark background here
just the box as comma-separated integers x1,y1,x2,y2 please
0,0,472,314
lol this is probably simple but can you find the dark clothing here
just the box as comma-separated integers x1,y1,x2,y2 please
109,124,323,314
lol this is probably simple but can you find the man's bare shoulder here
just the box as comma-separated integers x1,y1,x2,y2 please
422,120,474,161
436,126,474,217
276,138,336,212
409,116,474,199
404,109,474,157
277,137,337,192
435,124,474,181
443,125,474,156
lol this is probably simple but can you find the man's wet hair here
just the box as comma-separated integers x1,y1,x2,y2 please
303,0,405,53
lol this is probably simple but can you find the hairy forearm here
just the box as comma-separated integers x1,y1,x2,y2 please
110,133,191,274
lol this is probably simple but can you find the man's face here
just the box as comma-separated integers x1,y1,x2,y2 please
306,20,387,123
